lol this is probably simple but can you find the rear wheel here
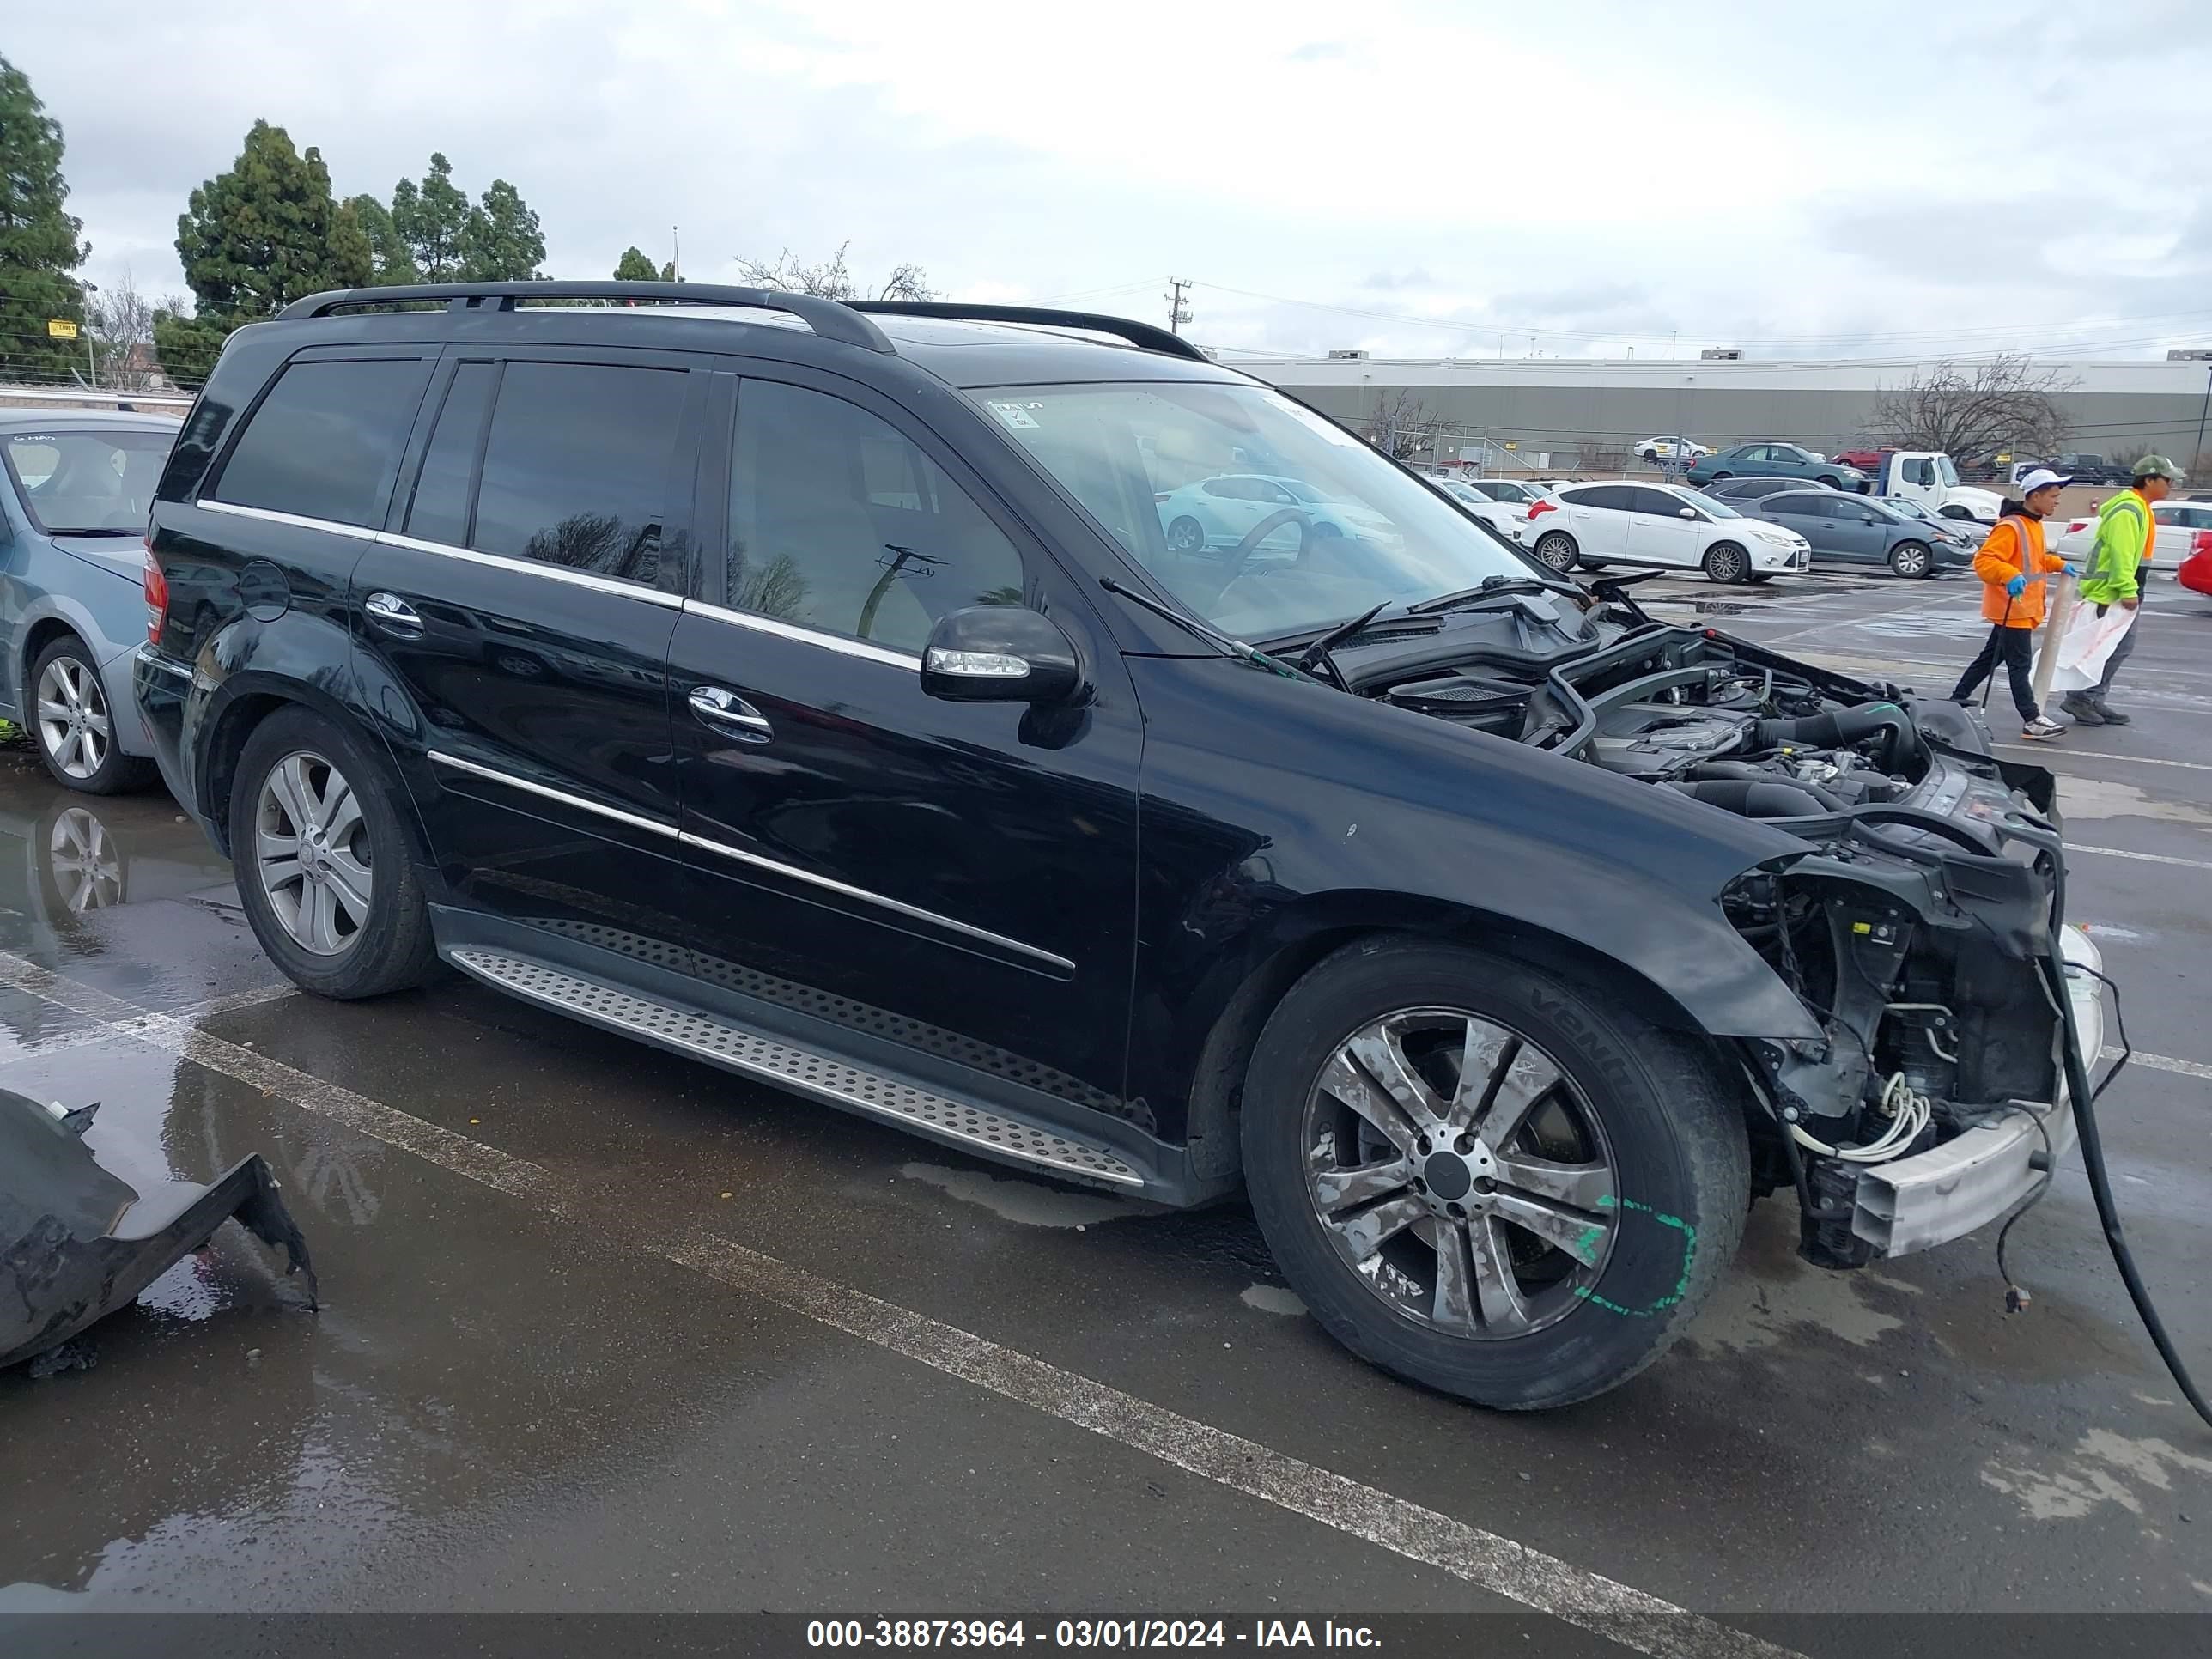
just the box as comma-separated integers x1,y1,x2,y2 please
1702,542,1751,583
1888,540,1933,579
1709,471,1733,483
28,636,155,796
1241,936,1750,1409
1166,516,1206,553
1531,531,1579,574
230,706,435,999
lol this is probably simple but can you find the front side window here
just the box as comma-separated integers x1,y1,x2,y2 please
3,428,173,535
470,362,687,583
729,380,1024,653
214,357,433,527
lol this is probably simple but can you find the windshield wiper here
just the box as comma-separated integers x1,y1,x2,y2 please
1407,573,1581,613
1097,577,1321,683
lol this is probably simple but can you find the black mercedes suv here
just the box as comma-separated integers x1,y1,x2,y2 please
136,283,2104,1409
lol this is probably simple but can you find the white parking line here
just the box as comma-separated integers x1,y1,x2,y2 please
1995,744,2212,773
2064,843,2212,871
0,951,1799,1659
2108,1048,2212,1082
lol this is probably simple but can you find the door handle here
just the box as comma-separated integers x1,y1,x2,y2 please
688,685,774,743
363,592,423,636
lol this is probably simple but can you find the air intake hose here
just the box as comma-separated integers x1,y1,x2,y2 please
1668,779,1832,819
1753,703,1922,770
1686,761,1848,810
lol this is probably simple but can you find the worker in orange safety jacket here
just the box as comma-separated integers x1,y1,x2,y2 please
1949,467,2076,739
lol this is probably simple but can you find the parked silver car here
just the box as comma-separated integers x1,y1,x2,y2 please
0,411,179,793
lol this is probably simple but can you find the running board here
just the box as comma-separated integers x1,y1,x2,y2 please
447,948,1146,1189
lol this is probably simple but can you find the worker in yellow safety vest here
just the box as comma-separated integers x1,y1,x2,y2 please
2060,454,2184,727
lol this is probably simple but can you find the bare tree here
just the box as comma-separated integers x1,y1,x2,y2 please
732,240,934,301
87,273,163,391
1872,356,2075,461
1361,389,1459,462
2108,441,2155,471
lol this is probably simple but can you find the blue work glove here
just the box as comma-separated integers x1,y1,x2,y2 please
2061,562,2080,577
2006,574,2027,598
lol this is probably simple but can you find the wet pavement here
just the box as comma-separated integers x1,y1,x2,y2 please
0,576,2209,1639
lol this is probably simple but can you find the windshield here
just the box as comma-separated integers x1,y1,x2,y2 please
3,428,172,534
1684,491,1741,518
1936,454,1960,486
975,382,1528,639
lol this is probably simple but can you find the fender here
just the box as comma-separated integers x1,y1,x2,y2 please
1123,656,1819,1142
8,588,140,728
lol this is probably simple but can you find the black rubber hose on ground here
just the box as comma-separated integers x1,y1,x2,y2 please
2045,949,2212,1431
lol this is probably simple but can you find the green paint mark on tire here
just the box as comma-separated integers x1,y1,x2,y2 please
1573,1194,1698,1318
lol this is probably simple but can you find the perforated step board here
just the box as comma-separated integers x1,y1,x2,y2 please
449,949,1145,1188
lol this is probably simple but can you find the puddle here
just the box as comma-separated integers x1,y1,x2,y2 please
1683,1205,1906,1354
1238,1284,1308,1317
900,1162,1151,1228
2056,776,2212,829
1980,1430,2212,1522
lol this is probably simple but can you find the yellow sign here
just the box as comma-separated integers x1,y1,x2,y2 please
1504,441,1519,450
46,319,78,340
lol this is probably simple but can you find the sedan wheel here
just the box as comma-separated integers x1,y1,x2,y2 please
1888,541,1932,578
1532,531,1578,574
255,750,375,957
36,653,112,783
1303,1008,1617,1340
1702,542,1750,583
1166,516,1206,553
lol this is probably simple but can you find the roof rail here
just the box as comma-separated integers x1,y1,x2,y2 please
275,282,896,354
848,301,1212,363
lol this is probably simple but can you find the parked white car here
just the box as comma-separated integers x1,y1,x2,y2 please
1432,477,1530,538
1521,481,1811,583
1457,476,1554,506
1636,436,1711,463
2052,496,2212,573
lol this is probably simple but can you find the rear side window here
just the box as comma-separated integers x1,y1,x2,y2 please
1567,485,1632,512
470,362,687,584
212,357,432,527
1771,495,1831,517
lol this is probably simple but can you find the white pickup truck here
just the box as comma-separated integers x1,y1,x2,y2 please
1870,452,2004,524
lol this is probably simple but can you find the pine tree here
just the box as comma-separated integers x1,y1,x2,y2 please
461,179,544,282
346,193,419,285
0,54,90,381
613,246,659,281
391,154,471,280
153,119,364,386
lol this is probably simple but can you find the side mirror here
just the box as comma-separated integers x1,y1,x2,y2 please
1677,507,1697,520
921,605,1084,705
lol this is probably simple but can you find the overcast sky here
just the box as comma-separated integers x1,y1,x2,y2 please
12,0,2209,361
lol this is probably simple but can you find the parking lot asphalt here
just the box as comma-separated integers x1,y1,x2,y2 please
1,569,2208,1644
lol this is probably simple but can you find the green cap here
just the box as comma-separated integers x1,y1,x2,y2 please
2133,453,2185,482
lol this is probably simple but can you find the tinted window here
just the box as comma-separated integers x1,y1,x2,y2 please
214,357,432,527
404,362,496,545
1567,485,1634,512
1628,488,1688,515
471,362,687,584
729,380,1024,653
1770,494,1832,518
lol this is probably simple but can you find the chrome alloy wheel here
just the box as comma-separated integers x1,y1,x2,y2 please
255,750,374,956
1303,1007,1618,1338
36,655,110,781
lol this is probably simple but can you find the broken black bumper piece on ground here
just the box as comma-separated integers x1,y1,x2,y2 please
1,1085,317,1371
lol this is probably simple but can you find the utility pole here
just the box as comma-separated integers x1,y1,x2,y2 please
2195,363,2211,469
672,226,683,283
82,280,99,388
1164,277,1192,335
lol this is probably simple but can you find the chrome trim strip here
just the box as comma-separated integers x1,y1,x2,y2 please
134,647,194,681
683,599,921,670
428,750,679,841
198,498,378,540
677,828,1075,976
377,530,682,606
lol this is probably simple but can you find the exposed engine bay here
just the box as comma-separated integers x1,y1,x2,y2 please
1298,574,2081,1269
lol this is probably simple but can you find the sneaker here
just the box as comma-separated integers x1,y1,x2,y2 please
2022,716,2066,739
2092,702,2132,725
2059,697,2106,727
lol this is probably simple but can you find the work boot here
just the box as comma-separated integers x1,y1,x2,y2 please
2091,699,2132,725
2060,696,2106,727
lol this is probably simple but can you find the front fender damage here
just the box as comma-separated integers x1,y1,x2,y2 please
3,1086,317,1372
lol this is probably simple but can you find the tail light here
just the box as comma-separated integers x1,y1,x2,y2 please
2064,519,2091,535
1527,498,1557,520
143,538,168,646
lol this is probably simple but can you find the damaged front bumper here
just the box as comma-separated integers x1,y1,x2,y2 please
1850,926,2105,1258
2,1086,316,1370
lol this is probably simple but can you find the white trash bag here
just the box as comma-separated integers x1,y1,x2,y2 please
2037,598,2137,694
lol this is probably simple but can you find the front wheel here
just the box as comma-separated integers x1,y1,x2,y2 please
1744,571,1776,585
1888,541,1933,579
1241,937,1750,1409
230,706,436,999
1531,531,1579,574
1702,542,1750,583
1816,475,1842,490
1165,516,1206,553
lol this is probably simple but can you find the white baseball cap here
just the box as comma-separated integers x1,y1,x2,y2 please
2018,467,2072,494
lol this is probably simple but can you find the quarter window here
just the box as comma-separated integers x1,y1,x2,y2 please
213,356,433,527
727,380,1024,653
469,362,688,584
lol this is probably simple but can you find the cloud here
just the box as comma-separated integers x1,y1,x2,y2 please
1285,41,1348,62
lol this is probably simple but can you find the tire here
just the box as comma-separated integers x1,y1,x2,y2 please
1816,475,1842,490
1888,541,1933,579
1241,936,1750,1409
27,635,157,796
228,705,435,999
1709,471,1733,483
1166,516,1206,553
1744,571,1776,585
1702,542,1751,583
1531,531,1579,574
1579,560,1609,573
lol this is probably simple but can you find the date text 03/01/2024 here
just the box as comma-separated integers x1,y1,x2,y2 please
805,1620,1382,1648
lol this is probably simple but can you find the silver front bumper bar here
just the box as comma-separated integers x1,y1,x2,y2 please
1850,926,2106,1258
